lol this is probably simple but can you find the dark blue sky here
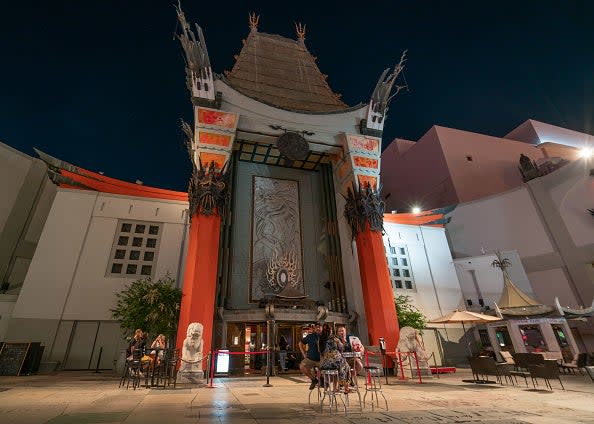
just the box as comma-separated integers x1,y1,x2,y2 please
1,1,593,191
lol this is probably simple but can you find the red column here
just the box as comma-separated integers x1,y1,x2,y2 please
176,213,221,369
355,224,400,352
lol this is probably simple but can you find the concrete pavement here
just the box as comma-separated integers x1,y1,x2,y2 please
0,369,593,423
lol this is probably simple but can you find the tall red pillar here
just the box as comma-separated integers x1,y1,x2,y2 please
355,224,400,352
176,213,221,369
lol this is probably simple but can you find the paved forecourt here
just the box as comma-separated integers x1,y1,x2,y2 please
0,369,593,423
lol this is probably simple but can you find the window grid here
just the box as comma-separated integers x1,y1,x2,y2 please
107,220,161,278
384,242,415,291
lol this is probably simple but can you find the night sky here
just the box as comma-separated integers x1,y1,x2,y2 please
2,1,593,191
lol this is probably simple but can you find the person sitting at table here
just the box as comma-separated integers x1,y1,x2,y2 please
336,326,363,384
319,323,351,393
150,334,167,365
126,328,146,360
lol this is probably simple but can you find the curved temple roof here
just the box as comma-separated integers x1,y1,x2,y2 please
35,149,188,202
224,30,348,113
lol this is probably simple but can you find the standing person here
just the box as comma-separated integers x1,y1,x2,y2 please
319,323,351,393
278,335,289,372
336,326,363,383
299,323,321,389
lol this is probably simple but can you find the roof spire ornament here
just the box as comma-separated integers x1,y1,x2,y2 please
174,1,216,103
249,12,260,32
295,22,306,42
363,49,408,136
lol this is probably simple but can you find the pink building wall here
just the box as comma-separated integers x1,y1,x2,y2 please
381,127,458,212
381,125,545,211
435,126,544,204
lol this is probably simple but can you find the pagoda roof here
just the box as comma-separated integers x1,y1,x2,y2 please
224,30,348,113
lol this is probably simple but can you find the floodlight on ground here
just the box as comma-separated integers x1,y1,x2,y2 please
411,206,421,214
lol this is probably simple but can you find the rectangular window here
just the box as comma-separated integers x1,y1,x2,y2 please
107,220,162,278
386,243,415,292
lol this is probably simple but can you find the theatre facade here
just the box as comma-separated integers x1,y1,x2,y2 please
173,7,407,364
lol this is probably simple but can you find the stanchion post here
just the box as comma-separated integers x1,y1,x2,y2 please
208,350,216,388
379,337,387,385
263,320,272,387
397,351,405,380
205,352,211,382
413,352,422,384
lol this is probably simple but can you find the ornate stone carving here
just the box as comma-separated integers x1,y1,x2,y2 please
182,119,230,218
179,322,204,374
188,161,230,219
276,132,310,161
266,249,300,293
343,182,385,239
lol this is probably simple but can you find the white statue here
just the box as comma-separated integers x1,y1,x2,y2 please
397,326,428,362
179,322,204,374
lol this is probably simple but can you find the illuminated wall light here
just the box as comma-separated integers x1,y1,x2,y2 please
411,206,421,214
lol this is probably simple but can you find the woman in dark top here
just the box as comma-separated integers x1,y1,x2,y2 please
126,328,146,360
319,323,350,392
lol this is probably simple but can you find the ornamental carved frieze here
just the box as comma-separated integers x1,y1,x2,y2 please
188,160,230,219
343,182,385,240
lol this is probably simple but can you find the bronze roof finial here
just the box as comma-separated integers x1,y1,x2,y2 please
249,12,260,32
295,22,306,42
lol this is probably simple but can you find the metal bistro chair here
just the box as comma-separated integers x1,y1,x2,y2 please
319,369,346,414
342,352,363,413
159,348,180,389
120,348,143,390
363,365,388,411
308,366,322,406
529,360,565,391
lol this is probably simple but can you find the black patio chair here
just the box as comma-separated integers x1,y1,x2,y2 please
469,357,514,385
120,348,144,390
510,353,544,386
159,348,180,388
529,360,564,390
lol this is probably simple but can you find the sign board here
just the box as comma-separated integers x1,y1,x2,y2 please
0,343,30,376
216,349,230,374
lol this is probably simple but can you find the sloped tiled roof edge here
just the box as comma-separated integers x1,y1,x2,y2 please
217,74,365,115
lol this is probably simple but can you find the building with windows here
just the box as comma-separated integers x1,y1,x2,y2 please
0,151,189,370
381,120,583,213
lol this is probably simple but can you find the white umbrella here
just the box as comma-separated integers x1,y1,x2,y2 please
428,309,501,356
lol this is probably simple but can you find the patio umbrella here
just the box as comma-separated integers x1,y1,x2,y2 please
428,310,502,356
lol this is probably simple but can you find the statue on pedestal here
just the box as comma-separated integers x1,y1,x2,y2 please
178,322,204,383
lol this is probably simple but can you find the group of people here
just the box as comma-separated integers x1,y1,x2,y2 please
125,328,168,366
299,323,364,392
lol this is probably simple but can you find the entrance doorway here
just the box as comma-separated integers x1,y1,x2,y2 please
224,321,311,375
